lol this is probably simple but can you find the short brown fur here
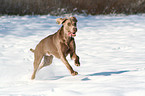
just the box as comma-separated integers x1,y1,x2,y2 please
30,17,80,80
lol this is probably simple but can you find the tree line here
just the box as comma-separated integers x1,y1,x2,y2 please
0,0,145,15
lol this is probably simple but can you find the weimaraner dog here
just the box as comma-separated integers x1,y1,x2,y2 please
30,17,80,80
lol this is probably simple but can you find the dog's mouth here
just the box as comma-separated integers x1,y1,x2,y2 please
68,32,76,37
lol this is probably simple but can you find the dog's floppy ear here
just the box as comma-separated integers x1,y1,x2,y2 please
56,18,67,25
70,17,77,22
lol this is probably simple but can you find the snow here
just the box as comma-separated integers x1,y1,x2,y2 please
0,14,145,96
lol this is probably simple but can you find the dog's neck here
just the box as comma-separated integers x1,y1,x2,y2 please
58,26,73,45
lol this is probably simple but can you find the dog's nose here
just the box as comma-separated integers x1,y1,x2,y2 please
73,28,77,32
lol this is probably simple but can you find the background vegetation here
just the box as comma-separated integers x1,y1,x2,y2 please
0,0,145,15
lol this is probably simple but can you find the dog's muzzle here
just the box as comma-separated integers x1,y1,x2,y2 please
68,28,77,37
68,32,76,37
73,28,77,32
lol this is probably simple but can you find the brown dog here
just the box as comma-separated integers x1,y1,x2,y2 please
30,17,80,80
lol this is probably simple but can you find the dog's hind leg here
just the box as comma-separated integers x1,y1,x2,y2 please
38,55,53,70
31,52,43,80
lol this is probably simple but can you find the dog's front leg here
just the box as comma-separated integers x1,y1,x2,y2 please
59,43,78,76
61,55,78,76
71,53,80,66
69,39,80,66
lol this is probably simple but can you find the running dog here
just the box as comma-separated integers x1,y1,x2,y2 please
30,17,80,80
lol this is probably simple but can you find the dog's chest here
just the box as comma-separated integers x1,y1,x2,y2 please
60,37,73,55
61,41,71,55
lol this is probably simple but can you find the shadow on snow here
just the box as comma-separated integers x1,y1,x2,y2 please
87,70,130,76
81,70,130,81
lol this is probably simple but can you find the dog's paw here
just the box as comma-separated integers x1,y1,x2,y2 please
75,60,80,67
31,75,35,80
75,63,80,66
71,71,78,76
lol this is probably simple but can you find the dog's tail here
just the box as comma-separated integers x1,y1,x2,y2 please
30,48,35,53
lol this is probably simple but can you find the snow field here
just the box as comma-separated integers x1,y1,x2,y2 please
0,14,145,96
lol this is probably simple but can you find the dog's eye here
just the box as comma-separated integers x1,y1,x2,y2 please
67,23,71,26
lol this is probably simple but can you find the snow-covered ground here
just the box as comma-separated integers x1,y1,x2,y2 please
0,14,145,96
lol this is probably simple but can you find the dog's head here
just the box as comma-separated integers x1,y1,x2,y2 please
56,17,78,37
